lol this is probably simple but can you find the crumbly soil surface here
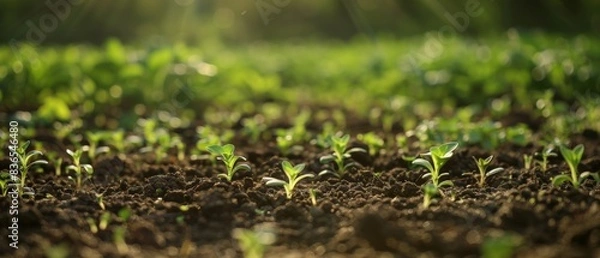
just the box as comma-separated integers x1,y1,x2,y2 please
1,116,600,258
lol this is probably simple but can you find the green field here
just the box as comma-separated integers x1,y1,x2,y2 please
1,13,600,258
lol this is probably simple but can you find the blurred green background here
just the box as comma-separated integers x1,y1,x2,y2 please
2,0,599,44
1,0,599,131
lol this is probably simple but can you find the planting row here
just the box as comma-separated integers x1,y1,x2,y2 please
3,130,599,208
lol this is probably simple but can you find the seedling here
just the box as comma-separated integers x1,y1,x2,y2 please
242,116,267,143
481,233,523,258
96,193,106,210
110,130,127,154
412,142,458,188
86,211,111,234
113,226,129,254
357,132,384,156
84,131,111,159
15,140,48,193
0,171,10,196
468,155,504,187
275,112,310,155
154,129,172,162
552,144,599,189
170,135,186,161
319,134,366,178
53,119,82,142
309,188,318,206
312,122,335,148
276,133,304,156
233,225,276,258
422,183,439,208
206,144,251,181
45,152,63,176
522,154,533,170
66,148,94,189
534,145,557,172
263,161,314,199
99,211,111,230
193,126,233,162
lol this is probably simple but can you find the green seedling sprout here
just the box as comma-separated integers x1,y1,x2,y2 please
468,155,504,187
15,140,48,194
319,134,366,178
99,211,111,231
481,233,523,258
311,122,335,148
113,226,129,254
0,171,10,196
172,136,186,161
45,152,63,176
309,188,318,206
275,129,305,156
84,131,111,159
522,154,533,170
357,132,384,156
552,144,599,189
110,130,126,154
263,161,314,199
242,116,267,143
233,225,276,258
66,149,94,189
96,193,105,210
87,218,99,234
193,126,233,162
87,211,111,234
206,144,251,181
422,183,439,208
534,145,557,172
412,142,458,189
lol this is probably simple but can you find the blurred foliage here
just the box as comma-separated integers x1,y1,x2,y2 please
1,32,599,129
0,0,599,44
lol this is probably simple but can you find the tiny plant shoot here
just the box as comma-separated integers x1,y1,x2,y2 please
206,144,251,182
263,161,315,199
309,188,318,206
522,154,533,170
470,155,504,187
319,134,366,178
0,171,10,196
66,148,94,189
422,183,439,208
535,145,557,172
412,142,458,188
357,132,384,156
233,226,276,258
552,144,599,189
16,140,48,194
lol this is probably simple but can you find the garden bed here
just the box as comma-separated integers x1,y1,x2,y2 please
1,113,599,258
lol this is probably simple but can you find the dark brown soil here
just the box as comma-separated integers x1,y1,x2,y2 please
1,118,600,258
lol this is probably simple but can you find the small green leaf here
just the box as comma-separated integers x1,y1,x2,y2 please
484,155,494,164
233,164,251,174
412,158,434,173
438,180,454,188
552,175,573,187
486,168,504,177
264,178,286,186
318,170,336,177
222,144,235,155
295,174,315,182
293,163,306,173
206,145,224,155
319,155,335,164
347,147,367,154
